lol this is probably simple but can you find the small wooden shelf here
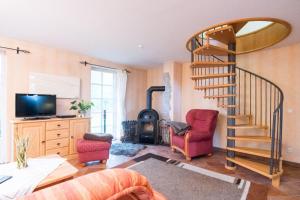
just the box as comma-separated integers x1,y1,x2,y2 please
193,44,236,56
227,146,271,158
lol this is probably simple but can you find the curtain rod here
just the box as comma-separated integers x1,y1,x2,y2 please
0,46,30,54
80,61,131,73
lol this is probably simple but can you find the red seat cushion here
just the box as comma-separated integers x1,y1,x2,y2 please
77,139,111,153
188,130,212,142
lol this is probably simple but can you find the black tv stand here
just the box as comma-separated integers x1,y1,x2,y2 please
23,116,54,120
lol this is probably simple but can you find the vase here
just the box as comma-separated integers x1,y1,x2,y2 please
16,137,29,169
78,110,87,118
16,136,29,169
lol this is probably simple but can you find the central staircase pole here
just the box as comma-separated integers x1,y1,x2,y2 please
226,42,237,169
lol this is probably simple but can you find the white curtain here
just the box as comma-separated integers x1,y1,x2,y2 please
0,51,8,163
115,70,127,140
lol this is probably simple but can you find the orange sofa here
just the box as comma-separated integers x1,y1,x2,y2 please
17,168,166,200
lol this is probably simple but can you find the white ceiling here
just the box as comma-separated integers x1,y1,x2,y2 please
0,0,299,68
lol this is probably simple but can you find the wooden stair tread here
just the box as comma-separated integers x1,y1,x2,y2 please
226,157,281,178
205,94,236,99
193,44,236,56
227,146,271,158
195,84,236,90
227,115,251,119
218,104,237,108
227,125,268,130
206,26,236,44
191,73,236,80
232,22,248,33
191,61,235,68
227,136,271,142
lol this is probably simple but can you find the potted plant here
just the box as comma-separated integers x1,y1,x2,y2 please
70,100,94,117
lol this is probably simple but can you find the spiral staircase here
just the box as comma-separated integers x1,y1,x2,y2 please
186,18,291,187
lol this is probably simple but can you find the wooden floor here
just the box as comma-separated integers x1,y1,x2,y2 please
69,145,300,200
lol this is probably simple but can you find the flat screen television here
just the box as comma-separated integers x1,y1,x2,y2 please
15,93,56,118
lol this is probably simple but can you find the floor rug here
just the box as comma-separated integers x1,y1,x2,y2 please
110,143,146,157
117,153,267,200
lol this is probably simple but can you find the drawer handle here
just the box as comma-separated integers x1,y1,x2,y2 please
41,141,45,143
57,152,60,155
71,136,74,139
57,143,61,146
57,133,61,136
57,124,61,127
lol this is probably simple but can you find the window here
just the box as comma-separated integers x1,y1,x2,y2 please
90,68,117,136
0,54,3,137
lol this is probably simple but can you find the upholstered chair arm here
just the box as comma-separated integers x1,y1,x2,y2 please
169,126,176,136
169,126,176,145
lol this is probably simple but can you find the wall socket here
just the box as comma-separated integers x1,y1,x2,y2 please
287,147,293,153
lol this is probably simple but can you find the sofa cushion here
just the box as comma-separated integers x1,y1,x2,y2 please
17,169,167,200
83,133,113,142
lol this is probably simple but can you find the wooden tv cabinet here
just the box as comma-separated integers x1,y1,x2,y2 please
11,117,90,160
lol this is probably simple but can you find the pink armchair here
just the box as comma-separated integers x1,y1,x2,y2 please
170,109,219,161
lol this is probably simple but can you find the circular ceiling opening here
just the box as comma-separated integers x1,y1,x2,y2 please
236,21,273,37
186,18,291,54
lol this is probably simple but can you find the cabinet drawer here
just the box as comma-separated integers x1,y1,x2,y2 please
46,147,69,157
46,138,69,150
46,129,69,140
46,121,69,130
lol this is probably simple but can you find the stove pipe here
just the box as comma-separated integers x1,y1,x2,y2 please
146,86,165,110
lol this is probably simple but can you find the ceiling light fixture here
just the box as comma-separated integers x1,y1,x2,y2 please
137,44,144,49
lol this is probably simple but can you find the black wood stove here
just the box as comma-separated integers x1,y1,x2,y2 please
137,86,165,144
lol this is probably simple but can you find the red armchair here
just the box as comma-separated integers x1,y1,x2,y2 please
170,109,219,161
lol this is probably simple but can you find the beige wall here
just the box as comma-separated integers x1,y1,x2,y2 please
237,42,300,163
181,62,228,149
147,61,182,121
0,36,147,159
147,67,164,114
147,42,300,163
126,68,147,119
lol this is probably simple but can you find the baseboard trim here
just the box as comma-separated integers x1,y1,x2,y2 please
282,160,300,168
213,146,226,153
